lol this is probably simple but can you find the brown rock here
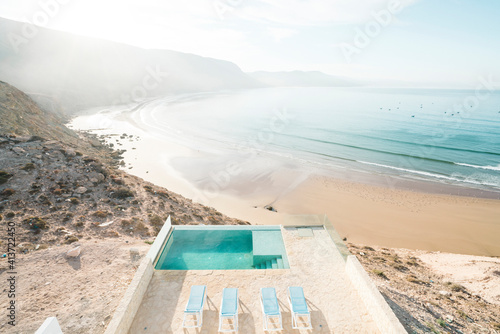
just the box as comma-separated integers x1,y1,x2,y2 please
12,146,25,154
66,246,81,258
65,149,77,157
75,187,87,194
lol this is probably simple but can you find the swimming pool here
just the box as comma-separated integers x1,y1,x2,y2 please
154,226,289,270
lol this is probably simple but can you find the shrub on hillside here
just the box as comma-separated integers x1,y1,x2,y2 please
69,197,80,204
1,188,15,196
65,235,79,244
149,214,164,227
23,217,49,230
92,210,109,218
111,187,134,199
0,170,13,184
21,163,36,171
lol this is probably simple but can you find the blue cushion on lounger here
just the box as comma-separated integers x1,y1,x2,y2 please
289,287,309,314
261,288,280,316
221,288,238,316
185,285,206,313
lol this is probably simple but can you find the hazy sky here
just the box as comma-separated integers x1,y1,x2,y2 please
1,0,499,87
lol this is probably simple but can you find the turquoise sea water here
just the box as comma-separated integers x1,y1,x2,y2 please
139,87,500,194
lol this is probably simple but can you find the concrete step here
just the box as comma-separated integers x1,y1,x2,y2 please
255,257,285,270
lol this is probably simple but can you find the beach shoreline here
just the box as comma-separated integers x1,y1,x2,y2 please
69,110,500,257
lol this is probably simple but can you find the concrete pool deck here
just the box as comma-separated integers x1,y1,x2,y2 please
128,227,380,333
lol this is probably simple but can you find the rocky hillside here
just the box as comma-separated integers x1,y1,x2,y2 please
0,81,77,142
347,244,500,334
0,135,248,248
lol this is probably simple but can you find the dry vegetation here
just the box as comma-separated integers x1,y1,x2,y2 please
0,135,248,250
348,244,500,334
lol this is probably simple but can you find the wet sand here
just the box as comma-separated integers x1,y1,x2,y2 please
70,112,500,257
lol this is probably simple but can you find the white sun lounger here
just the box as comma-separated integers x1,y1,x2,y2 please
260,288,282,331
288,286,312,329
182,285,206,328
219,288,239,332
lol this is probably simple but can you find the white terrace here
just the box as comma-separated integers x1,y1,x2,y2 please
101,215,406,334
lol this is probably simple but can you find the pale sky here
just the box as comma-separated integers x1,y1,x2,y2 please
1,0,499,87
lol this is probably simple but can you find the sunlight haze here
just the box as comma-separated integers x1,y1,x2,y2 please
1,0,499,87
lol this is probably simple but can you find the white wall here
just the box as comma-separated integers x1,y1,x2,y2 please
345,255,407,334
35,317,63,334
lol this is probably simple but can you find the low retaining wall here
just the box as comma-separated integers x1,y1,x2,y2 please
146,216,172,263
345,255,407,334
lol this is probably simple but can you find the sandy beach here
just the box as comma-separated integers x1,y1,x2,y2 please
277,175,500,256
70,110,500,257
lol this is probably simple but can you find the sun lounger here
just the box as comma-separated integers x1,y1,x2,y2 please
288,286,312,329
260,288,282,331
219,288,239,332
182,285,206,328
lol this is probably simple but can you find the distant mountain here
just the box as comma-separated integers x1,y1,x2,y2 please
248,71,358,87
0,17,262,114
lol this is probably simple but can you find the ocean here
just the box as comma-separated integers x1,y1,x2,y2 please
128,87,500,194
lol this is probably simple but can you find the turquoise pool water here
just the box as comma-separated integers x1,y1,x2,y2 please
154,226,289,270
